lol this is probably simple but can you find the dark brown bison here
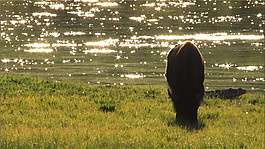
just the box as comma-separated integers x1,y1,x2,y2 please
165,41,205,125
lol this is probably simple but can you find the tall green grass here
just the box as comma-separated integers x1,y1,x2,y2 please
1,75,264,148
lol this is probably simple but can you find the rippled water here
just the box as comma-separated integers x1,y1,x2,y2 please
1,0,264,92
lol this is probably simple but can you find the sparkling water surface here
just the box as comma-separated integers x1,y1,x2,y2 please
1,0,264,92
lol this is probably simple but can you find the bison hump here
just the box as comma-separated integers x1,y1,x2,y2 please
166,42,204,94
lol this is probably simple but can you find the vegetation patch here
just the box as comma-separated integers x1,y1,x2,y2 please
1,75,264,148
99,103,116,112
199,111,219,120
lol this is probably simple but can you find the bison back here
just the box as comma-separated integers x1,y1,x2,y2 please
166,42,205,96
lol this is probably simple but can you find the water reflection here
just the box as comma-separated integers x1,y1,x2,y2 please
51,43,78,47
1,0,264,92
95,2,118,7
24,49,53,53
64,31,85,36
237,66,263,71
121,74,145,79
85,39,119,47
84,49,117,54
156,33,264,41
218,63,263,71
32,12,57,17
24,43,50,48
49,4,65,10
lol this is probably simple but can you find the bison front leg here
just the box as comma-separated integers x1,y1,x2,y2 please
175,100,199,125
168,89,201,125
168,90,200,125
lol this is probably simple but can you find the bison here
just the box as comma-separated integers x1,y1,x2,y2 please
165,41,205,125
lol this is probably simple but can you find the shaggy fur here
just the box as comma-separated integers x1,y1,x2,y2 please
165,41,205,125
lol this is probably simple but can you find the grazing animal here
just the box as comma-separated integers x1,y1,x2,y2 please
165,41,205,125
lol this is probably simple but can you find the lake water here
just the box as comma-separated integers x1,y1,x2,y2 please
1,0,264,92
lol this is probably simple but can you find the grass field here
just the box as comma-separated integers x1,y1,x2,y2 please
1,75,264,148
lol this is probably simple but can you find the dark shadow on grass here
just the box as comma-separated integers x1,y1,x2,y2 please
167,118,205,131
